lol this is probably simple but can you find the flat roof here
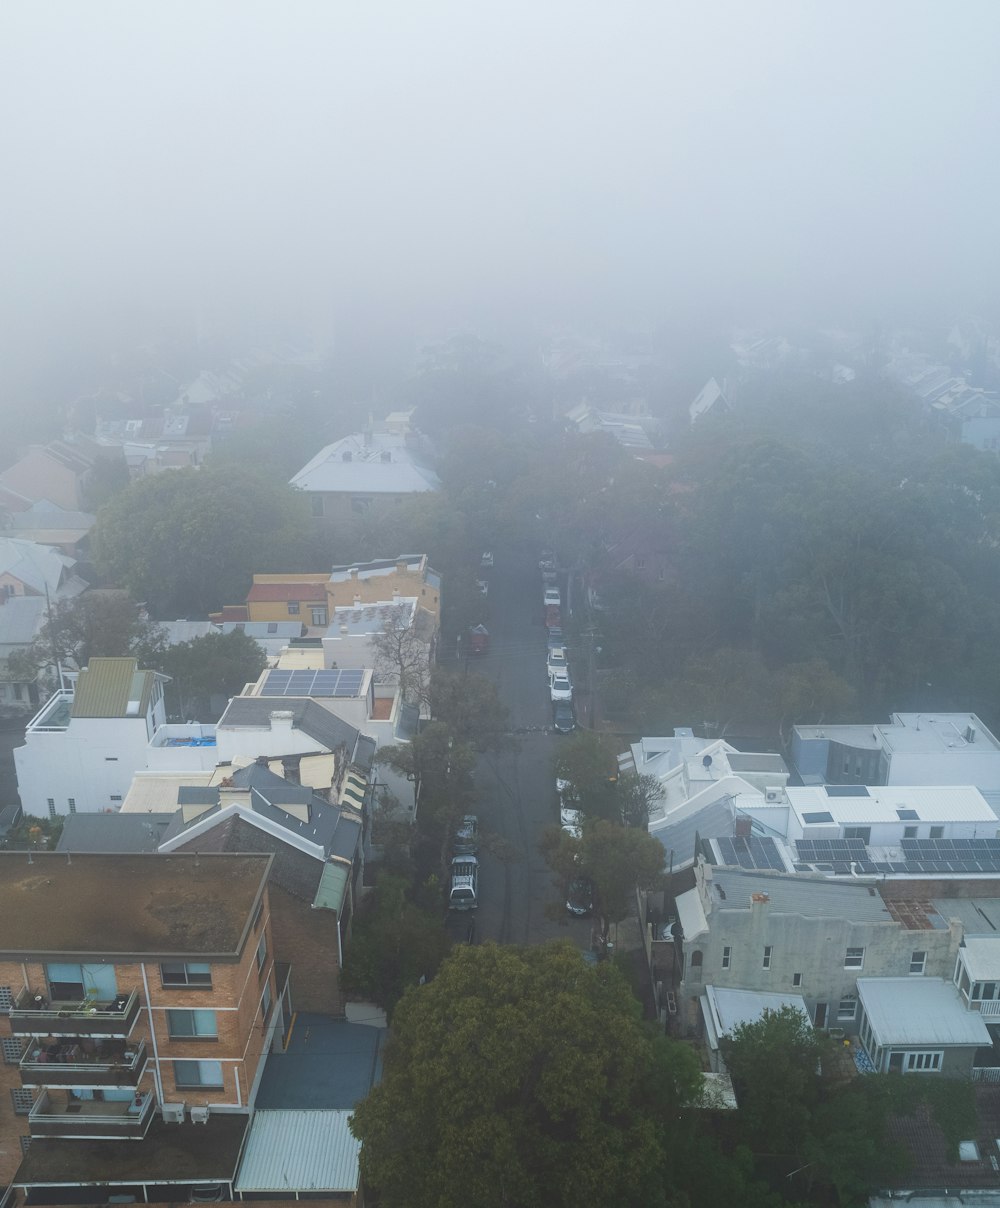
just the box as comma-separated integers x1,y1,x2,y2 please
0,852,271,959
14,1114,248,1188
788,784,996,826
884,714,1000,755
960,937,1000,982
857,978,991,1047
255,1014,383,1109
706,868,894,924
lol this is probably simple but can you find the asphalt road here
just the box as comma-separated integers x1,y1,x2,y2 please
449,545,592,951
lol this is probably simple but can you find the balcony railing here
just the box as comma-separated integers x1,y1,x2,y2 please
28,1087,155,1140
20,1038,147,1089
960,989,1000,1017
972,1066,1000,1083
10,989,140,1037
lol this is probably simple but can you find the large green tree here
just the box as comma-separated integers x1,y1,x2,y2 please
153,629,266,720
92,464,313,615
350,941,699,1208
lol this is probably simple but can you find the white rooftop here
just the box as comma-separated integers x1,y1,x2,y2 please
857,978,991,1047
701,985,811,1051
290,433,440,494
959,937,1000,983
795,713,1000,756
326,598,416,638
787,784,996,827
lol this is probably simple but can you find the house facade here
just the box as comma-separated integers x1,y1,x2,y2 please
0,852,282,1200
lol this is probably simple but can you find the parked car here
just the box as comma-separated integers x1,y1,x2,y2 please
454,814,479,855
480,551,494,568
566,877,594,916
476,579,489,596
547,625,564,644
543,587,561,608
539,550,556,571
549,670,572,701
546,645,568,677
468,624,490,654
560,805,583,828
552,701,575,732
449,856,479,911
545,604,562,629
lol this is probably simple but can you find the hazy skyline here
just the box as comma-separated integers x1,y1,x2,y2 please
2,0,999,385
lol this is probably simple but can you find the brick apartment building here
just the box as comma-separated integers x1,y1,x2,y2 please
0,852,285,1204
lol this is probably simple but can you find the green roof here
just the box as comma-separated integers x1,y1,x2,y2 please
71,657,160,719
313,861,350,912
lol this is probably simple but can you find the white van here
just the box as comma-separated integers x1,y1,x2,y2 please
449,856,479,911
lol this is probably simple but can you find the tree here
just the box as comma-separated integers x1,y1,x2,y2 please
540,819,666,947
372,610,431,707
718,1005,825,1155
616,770,663,829
428,668,513,753
92,464,313,615
153,629,266,720
10,591,168,682
350,941,695,1207
340,872,453,1017
552,732,619,821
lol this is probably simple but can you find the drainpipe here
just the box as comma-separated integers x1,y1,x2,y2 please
139,963,164,1105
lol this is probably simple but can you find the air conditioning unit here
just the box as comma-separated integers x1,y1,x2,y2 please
765,787,783,803
189,1105,210,1125
161,1103,185,1124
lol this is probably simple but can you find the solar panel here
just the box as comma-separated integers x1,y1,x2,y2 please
824,785,871,797
260,668,367,698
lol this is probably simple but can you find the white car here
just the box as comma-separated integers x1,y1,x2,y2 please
561,823,582,840
546,645,568,678
481,551,494,568
543,587,561,608
560,805,583,828
476,579,489,596
549,670,572,701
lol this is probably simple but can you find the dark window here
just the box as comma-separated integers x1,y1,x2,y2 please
167,1009,217,1038
173,1059,223,1088
287,601,300,616
929,826,944,840
256,933,268,973
161,963,212,988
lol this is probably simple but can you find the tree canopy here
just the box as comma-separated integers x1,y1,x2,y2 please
153,629,266,720
350,941,701,1208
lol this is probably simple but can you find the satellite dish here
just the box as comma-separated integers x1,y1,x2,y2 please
703,755,713,768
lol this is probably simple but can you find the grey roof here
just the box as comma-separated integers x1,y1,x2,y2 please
177,786,218,806
56,813,174,853
0,594,46,647
255,1014,383,1109
221,621,304,639
235,1111,359,1194
291,436,440,494
930,896,1000,935
727,753,788,774
218,697,371,769
857,978,992,1047
708,868,895,924
651,799,735,869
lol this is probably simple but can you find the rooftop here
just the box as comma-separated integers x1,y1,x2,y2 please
705,867,895,925
328,555,426,583
235,1111,360,1195
702,985,810,1050
255,1014,383,1108
71,657,165,719
0,852,270,958
857,977,992,1047
326,598,416,637
787,784,996,826
290,433,441,494
56,813,175,853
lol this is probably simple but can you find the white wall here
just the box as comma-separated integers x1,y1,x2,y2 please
889,751,1000,790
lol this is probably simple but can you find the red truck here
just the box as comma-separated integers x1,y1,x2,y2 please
468,624,490,654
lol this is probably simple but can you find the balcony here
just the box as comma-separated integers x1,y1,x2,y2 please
20,1038,147,1089
10,989,140,1038
28,1087,155,1140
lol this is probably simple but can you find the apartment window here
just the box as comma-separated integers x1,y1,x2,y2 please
287,601,300,616
310,606,328,627
173,1059,224,1088
161,962,212,989
837,995,858,1021
167,1009,217,1039
762,946,772,970
635,558,646,571
110,795,122,803
929,826,944,840
0,985,12,1013
104,756,119,762
253,900,265,932
904,1051,942,1072
792,972,802,987
972,982,998,1001
68,799,76,814
721,946,731,970
310,495,324,517
256,933,268,974
261,980,273,1021
845,947,865,970
47,801,56,820
2,1037,25,1064
903,826,917,839
844,827,871,843
11,1088,34,1115
910,951,927,975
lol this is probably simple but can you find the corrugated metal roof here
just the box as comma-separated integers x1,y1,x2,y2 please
314,860,350,911
234,1110,359,1193
709,869,893,923
71,657,160,718
959,937,1000,982
857,978,991,1047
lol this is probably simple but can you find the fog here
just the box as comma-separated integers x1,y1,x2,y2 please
2,0,999,383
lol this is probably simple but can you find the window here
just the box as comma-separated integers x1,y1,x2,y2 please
47,801,56,820
844,827,871,842
910,951,927,975
310,607,328,627
287,601,300,616
11,1088,34,1115
13,684,23,701
903,826,917,839
837,995,858,1021
256,933,268,974
351,496,373,515
929,826,944,840
261,980,272,1021
721,946,731,970
904,1051,942,1072
104,756,119,762
166,1009,217,1039
2,1037,25,1063
635,558,646,571
161,962,212,989
110,795,122,803
173,1059,223,1088
310,495,324,517
68,799,76,814
762,946,772,970
253,900,265,932
973,982,998,1001
792,972,802,987
845,947,865,970
20,1136,32,1156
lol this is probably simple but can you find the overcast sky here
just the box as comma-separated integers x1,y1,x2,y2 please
2,0,999,379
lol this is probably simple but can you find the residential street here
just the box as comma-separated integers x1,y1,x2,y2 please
451,546,593,950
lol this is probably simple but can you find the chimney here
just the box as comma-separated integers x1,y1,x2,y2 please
750,892,770,909
350,568,359,582
269,710,295,731
734,816,752,839
353,592,361,606
396,559,407,574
